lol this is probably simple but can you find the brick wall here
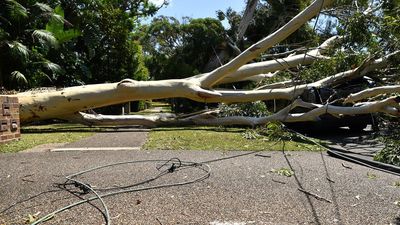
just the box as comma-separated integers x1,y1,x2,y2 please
0,96,20,144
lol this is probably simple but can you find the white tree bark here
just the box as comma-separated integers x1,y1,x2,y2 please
12,0,399,128
218,36,339,84
15,0,334,124
78,97,399,127
16,50,396,123
344,85,400,103
181,97,400,126
198,0,333,87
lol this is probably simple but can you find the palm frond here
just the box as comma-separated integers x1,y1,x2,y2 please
42,61,61,73
32,30,58,47
6,0,28,21
0,28,10,40
51,14,67,24
0,15,12,26
34,2,53,13
11,71,28,84
7,41,29,59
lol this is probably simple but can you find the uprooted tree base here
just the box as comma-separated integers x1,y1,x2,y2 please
9,0,400,128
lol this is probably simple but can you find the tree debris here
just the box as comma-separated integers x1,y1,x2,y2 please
298,188,332,203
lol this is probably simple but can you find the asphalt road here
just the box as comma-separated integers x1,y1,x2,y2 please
0,150,399,225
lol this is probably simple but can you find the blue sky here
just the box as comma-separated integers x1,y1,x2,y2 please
148,0,246,26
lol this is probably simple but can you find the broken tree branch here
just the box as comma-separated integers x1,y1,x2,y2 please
198,0,333,87
344,85,400,103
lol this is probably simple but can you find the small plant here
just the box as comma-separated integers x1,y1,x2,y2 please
242,129,261,139
218,101,269,118
394,181,400,187
374,123,400,166
260,122,293,142
271,167,295,177
367,172,378,180
24,212,41,224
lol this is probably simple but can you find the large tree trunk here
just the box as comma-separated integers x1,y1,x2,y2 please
10,0,400,127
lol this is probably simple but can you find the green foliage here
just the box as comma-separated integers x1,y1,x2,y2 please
374,121,400,166
374,137,400,166
46,6,81,44
367,172,378,179
141,16,226,80
337,1,400,54
0,0,64,89
0,0,154,90
297,52,365,83
0,124,96,153
50,0,154,85
143,127,321,151
219,101,269,118
260,122,293,142
240,0,317,50
271,167,295,177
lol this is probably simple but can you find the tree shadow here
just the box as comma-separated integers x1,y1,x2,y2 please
21,126,149,134
281,142,343,225
281,149,322,225
151,126,245,133
319,151,343,224
393,216,400,225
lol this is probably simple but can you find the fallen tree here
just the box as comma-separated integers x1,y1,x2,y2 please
11,0,400,127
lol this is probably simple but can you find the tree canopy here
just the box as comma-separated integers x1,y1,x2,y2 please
0,0,161,90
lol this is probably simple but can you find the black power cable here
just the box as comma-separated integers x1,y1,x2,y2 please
31,159,211,225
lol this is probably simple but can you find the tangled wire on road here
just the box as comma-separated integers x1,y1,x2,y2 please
31,158,211,225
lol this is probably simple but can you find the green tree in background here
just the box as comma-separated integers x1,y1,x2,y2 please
140,16,226,81
0,0,69,90
53,0,157,85
0,0,158,90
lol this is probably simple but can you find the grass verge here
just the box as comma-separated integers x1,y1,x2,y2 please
143,127,324,151
0,124,96,153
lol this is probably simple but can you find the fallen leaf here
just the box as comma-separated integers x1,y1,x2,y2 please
271,168,294,177
25,214,36,224
367,172,377,180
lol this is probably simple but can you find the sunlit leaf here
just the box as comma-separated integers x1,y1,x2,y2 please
271,168,294,177
11,71,28,84
42,61,61,73
32,30,58,47
34,3,53,13
51,14,66,24
45,6,80,44
6,0,28,21
7,41,29,59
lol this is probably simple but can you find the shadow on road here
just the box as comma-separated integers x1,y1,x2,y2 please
281,141,343,225
21,126,149,134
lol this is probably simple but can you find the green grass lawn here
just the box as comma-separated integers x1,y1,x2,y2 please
1,123,324,154
0,124,96,153
143,127,324,151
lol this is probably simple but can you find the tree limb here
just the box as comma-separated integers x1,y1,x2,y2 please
198,0,333,88
344,85,400,103
213,36,341,84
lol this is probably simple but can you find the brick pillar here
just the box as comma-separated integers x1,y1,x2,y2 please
0,96,20,144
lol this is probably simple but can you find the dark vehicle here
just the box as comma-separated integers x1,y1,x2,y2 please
268,77,377,133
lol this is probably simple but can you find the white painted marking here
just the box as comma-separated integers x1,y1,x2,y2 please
51,147,140,152
210,221,247,225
